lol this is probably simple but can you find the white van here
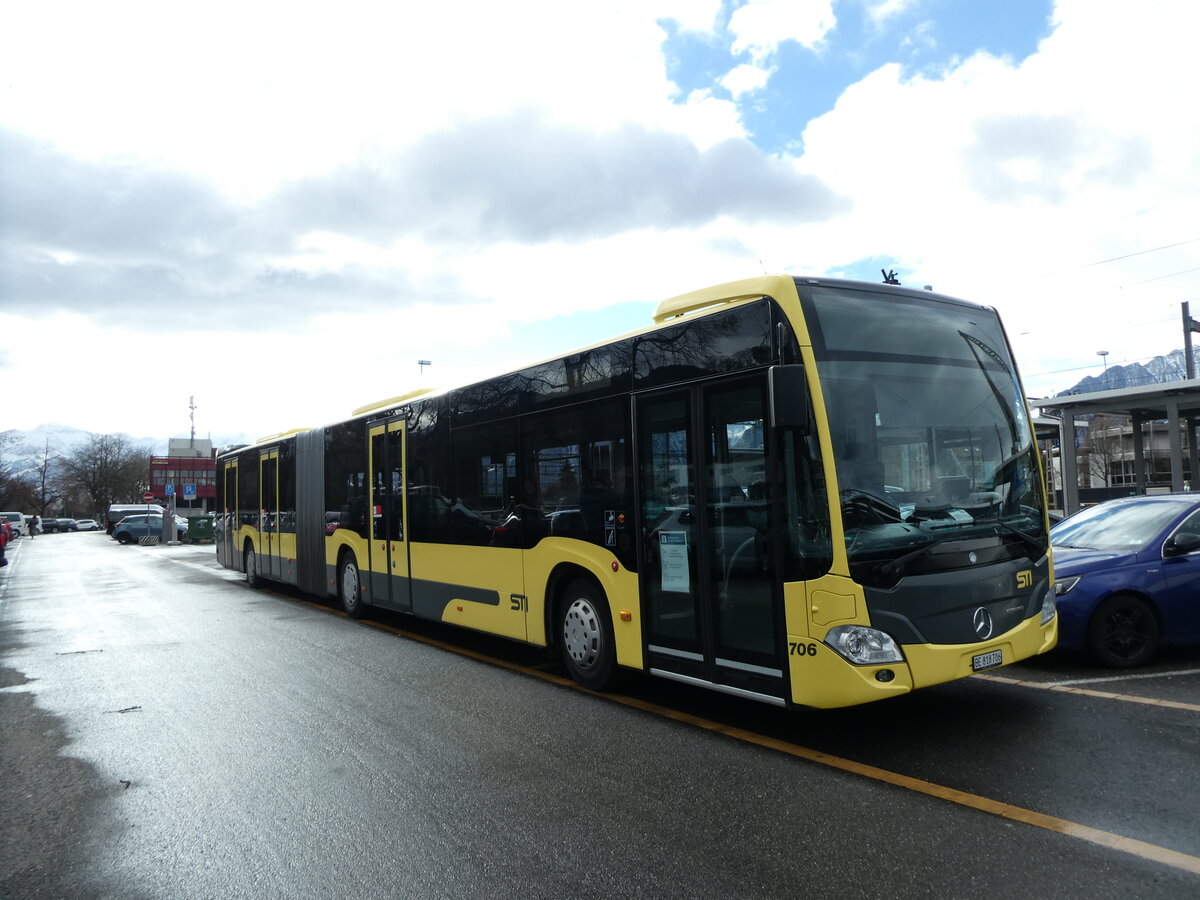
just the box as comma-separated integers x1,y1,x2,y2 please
1,511,27,537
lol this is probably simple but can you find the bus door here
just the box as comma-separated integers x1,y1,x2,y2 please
259,449,281,580
367,418,412,612
219,459,237,569
636,376,786,702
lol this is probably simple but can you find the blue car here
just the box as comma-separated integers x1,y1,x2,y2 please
111,514,186,544
1050,494,1200,666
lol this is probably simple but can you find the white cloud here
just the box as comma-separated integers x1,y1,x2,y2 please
782,0,1200,395
4,0,1200,440
865,0,919,28
721,63,773,97
729,0,836,62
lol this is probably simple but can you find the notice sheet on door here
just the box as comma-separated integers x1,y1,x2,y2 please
659,531,689,592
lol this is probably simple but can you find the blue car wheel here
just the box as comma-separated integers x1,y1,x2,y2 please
1087,593,1160,668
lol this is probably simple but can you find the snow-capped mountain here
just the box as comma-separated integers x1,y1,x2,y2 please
1058,349,1191,396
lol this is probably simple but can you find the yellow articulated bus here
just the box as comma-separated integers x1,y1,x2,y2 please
215,275,1057,709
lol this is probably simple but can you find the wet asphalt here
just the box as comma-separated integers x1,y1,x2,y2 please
2,532,1198,899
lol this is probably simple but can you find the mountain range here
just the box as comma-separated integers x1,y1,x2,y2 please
1054,348,1192,396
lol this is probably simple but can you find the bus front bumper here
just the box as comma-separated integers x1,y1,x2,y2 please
788,612,1057,710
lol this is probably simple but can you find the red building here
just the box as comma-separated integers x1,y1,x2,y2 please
149,439,216,514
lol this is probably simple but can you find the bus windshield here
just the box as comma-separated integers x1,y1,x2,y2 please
803,284,1047,584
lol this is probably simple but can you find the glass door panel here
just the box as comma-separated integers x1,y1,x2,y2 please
260,451,280,580
219,461,237,568
368,419,411,612
637,376,784,695
706,383,778,669
639,392,704,673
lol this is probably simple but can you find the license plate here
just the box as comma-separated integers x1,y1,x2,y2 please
972,649,1003,671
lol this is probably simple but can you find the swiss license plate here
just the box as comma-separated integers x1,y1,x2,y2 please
972,649,1003,671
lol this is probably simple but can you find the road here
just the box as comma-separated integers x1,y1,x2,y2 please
2,532,1198,899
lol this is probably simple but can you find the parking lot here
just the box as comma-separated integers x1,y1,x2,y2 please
3,532,1198,898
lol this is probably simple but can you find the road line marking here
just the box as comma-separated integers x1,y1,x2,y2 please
272,592,1200,876
975,673,1200,713
1047,667,1200,687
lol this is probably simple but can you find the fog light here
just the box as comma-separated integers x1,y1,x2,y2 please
875,669,895,683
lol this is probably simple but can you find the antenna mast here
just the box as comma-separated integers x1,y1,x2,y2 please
189,396,197,447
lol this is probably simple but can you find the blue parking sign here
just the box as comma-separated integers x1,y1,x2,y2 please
165,484,175,496
183,484,196,498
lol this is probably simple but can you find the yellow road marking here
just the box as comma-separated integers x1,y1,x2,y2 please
975,673,1200,713
284,591,1200,877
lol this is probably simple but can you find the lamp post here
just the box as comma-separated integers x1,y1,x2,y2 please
1097,350,1109,373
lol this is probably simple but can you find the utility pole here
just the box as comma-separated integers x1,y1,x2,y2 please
1181,304,1200,487
1183,302,1200,379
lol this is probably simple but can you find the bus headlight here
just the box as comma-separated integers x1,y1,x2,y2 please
824,625,904,666
1040,589,1056,624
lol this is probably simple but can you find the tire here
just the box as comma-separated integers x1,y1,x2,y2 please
116,532,133,545
339,553,366,618
245,546,260,589
1087,593,1160,668
558,577,618,690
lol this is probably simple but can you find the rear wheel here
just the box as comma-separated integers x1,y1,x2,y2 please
558,578,618,690
339,553,366,618
1088,593,1159,667
244,546,260,589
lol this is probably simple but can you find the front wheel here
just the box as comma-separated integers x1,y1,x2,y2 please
339,553,367,618
245,546,260,589
558,578,618,690
116,532,133,545
1088,593,1160,667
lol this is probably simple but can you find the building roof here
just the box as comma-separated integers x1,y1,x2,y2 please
1029,380,1200,514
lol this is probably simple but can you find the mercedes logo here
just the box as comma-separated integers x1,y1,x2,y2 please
973,607,994,640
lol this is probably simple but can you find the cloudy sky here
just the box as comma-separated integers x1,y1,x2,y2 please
3,0,1199,443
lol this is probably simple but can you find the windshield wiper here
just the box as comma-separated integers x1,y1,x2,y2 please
874,540,951,580
991,517,1047,557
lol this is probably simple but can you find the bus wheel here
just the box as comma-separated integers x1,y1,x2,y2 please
244,546,260,589
558,578,617,690
1088,593,1159,668
339,553,366,619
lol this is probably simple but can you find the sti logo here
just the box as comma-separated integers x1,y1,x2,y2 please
1016,570,1033,590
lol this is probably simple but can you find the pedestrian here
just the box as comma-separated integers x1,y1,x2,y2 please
0,518,10,566
29,514,39,538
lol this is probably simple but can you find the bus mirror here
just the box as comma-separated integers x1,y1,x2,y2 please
769,365,811,433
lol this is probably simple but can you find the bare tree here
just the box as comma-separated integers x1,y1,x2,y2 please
0,431,36,510
1083,414,1128,488
59,434,153,516
30,439,62,515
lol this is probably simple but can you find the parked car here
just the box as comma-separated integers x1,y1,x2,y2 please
0,512,26,537
75,519,100,531
58,518,79,532
1050,494,1200,667
106,503,165,534
111,514,187,544
40,517,63,534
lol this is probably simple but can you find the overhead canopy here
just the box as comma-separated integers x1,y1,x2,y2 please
1030,379,1200,514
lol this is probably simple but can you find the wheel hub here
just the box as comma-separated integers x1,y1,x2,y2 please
563,598,600,669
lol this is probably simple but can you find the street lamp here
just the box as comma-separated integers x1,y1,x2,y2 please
1097,350,1109,372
